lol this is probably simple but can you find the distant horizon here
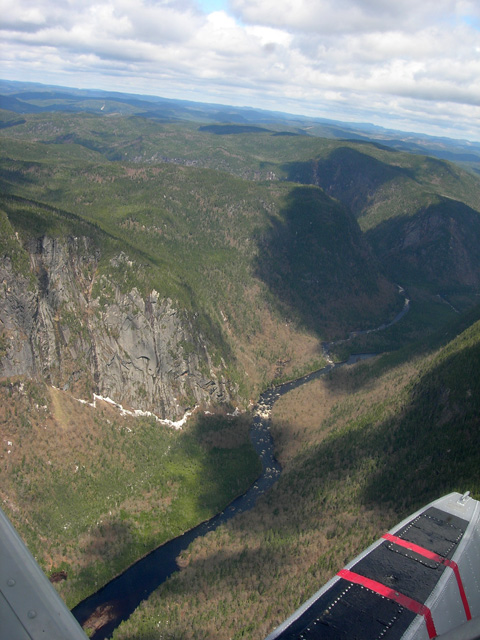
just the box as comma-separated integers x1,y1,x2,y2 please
1,0,479,142
2,77,480,147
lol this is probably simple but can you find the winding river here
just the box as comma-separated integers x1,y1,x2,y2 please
72,291,410,639
71,355,373,638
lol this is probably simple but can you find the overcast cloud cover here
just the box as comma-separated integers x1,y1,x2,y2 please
1,0,479,140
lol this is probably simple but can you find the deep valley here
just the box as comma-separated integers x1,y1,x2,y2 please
1,81,479,640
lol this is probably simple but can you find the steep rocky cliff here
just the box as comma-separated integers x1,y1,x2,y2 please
0,234,231,419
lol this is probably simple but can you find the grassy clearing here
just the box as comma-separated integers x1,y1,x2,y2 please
0,380,260,607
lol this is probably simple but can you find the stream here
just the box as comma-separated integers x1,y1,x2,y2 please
72,290,410,639
71,355,373,639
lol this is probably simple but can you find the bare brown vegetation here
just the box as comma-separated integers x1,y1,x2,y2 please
112,323,480,639
0,376,260,607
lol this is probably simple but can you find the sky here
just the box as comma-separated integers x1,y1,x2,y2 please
1,0,480,141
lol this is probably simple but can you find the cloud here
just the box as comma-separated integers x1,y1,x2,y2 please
1,0,479,139
230,0,480,34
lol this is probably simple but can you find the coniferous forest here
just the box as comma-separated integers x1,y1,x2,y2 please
1,82,479,639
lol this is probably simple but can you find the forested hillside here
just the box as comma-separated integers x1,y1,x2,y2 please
112,307,480,640
0,94,479,639
0,108,414,404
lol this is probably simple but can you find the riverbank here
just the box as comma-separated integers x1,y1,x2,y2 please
111,309,480,640
73,376,291,638
74,290,412,638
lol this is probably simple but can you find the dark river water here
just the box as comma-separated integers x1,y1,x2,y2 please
71,354,377,638
71,288,411,638
71,360,348,638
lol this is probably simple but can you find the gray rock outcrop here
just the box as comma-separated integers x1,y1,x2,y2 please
0,235,231,419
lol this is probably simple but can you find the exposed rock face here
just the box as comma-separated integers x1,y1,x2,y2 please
0,235,230,419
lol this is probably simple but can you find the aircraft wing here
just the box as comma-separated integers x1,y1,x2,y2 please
266,492,480,640
0,506,88,639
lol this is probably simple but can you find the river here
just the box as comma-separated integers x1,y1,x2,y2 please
71,355,377,638
72,291,410,638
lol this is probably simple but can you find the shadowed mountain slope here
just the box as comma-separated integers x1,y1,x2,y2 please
283,143,480,301
110,304,480,640
366,198,480,292
1,91,480,640
255,185,399,335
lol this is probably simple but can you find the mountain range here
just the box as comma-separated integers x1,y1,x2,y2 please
0,80,479,639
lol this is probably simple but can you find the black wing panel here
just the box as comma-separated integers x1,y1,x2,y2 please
267,500,471,640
